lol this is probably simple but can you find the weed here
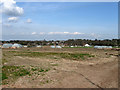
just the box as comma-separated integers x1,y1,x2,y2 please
51,64,58,66
2,73,8,80
31,68,37,71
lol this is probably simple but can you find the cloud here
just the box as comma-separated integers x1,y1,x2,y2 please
26,19,32,23
1,0,24,16
63,32,69,34
17,32,85,36
47,32,84,35
48,32,65,34
32,32,36,35
72,32,84,35
8,17,18,22
39,32,45,35
48,32,72,35
0,20,2,24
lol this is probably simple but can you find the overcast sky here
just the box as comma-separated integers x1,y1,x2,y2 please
1,0,118,40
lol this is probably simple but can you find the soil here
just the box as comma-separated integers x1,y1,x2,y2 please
2,48,118,88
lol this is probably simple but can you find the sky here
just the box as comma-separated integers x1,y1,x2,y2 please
1,0,118,40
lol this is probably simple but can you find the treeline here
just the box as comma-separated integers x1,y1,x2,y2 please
1,39,120,46
64,39,119,46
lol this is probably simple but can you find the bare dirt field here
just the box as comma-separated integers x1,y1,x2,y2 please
1,47,118,88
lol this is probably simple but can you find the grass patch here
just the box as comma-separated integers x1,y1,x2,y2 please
31,68,37,71
2,73,8,80
51,64,58,66
2,59,8,64
31,67,50,72
14,51,94,60
60,53,94,60
2,65,30,77
2,65,30,84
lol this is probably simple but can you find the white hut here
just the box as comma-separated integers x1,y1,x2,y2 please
70,46,74,47
56,46,62,48
12,43,22,48
85,44,90,47
94,46,112,49
36,45,42,48
50,46,55,48
2,44,13,48
23,45,28,48
50,45,62,48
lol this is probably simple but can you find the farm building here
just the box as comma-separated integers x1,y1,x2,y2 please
84,44,90,47
2,44,13,48
12,43,22,48
23,45,28,48
50,45,55,48
36,45,42,48
50,45,62,48
94,46,112,49
56,46,62,48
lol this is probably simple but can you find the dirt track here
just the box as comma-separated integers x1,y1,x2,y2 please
2,48,118,88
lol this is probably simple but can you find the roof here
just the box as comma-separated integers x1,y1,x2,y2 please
85,44,90,46
94,46,112,49
12,43,22,48
2,44,13,48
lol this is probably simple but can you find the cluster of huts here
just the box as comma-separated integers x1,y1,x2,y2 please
69,44,113,49
0,43,114,49
1,43,23,49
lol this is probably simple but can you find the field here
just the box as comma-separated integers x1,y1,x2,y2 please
1,47,118,88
